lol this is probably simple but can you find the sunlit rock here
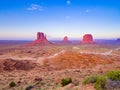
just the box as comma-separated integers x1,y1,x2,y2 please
31,32,52,46
82,34,95,44
62,36,71,44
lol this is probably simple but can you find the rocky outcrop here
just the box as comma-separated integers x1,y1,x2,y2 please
81,34,95,44
62,36,71,44
0,59,36,71
36,32,47,42
31,32,52,45
63,36,69,42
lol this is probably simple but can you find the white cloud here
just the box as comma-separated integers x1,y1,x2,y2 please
27,4,44,11
67,0,71,5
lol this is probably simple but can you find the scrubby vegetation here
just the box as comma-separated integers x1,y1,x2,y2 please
82,70,120,90
61,78,72,87
94,76,107,90
9,81,16,87
106,70,120,80
82,75,98,85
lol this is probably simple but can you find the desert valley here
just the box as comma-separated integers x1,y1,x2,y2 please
0,32,120,90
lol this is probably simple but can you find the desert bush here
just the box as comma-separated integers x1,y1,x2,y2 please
94,76,107,90
82,75,98,85
82,70,120,90
61,78,72,87
9,81,16,87
105,79,120,90
105,70,120,90
106,70,120,80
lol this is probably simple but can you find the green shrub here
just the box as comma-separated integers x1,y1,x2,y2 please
61,78,72,87
106,70,120,81
94,76,107,90
82,75,98,85
82,70,120,90
9,81,16,87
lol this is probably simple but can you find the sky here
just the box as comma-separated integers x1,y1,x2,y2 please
0,0,120,40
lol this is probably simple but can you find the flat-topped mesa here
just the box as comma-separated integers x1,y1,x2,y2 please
81,34,95,44
32,32,52,45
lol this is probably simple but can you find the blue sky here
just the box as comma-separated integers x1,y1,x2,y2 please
0,0,120,40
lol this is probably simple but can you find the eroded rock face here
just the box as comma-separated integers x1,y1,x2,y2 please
35,32,48,43
82,34,95,44
63,36,68,42
62,36,71,43
32,32,52,45
37,32,44,40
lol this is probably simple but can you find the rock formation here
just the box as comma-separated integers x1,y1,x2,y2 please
35,32,47,43
62,36,71,44
63,36,68,41
82,34,95,44
0,59,36,71
32,32,52,45
63,36,69,42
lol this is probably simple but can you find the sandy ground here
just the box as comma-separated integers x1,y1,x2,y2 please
0,43,120,90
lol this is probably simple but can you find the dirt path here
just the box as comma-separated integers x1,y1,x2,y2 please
79,47,120,56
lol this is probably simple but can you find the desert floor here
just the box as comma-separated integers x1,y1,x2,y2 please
0,43,120,90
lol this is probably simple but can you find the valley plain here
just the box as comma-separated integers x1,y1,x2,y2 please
0,41,120,90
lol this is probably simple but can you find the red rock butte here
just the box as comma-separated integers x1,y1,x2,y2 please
62,36,71,43
32,32,52,45
82,34,95,44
